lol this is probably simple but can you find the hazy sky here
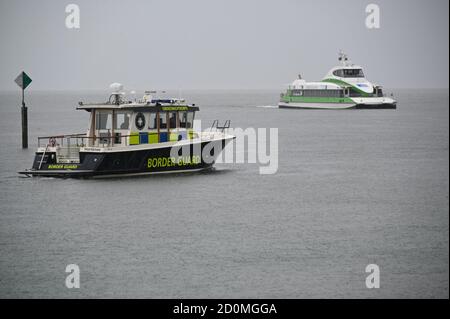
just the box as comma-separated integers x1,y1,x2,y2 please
0,0,448,90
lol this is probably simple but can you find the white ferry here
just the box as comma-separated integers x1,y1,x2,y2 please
19,84,234,178
279,51,397,109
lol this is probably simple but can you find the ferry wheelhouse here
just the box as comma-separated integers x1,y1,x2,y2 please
279,51,397,109
19,85,234,178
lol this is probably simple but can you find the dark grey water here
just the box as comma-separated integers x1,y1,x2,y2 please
0,89,448,298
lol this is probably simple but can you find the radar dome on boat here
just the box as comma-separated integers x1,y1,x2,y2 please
110,82,124,94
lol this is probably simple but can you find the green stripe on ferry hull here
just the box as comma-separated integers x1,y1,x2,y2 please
321,78,371,96
281,94,353,104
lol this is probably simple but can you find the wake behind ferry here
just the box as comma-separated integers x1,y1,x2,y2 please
279,51,397,109
19,84,234,178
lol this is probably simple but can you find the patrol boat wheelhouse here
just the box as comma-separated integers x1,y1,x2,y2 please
19,84,234,178
279,51,397,109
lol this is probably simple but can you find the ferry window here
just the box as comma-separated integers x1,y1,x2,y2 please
343,69,364,78
186,112,194,129
115,112,130,130
148,113,157,129
179,112,187,128
159,112,167,129
96,112,112,130
169,112,177,129
333,69,344,77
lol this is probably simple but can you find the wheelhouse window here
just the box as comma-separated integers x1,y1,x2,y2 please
333,69,344,77
169,112,177,129
333,69,364,78
159,112,167,129
179,112,187,128
148,112,157,130
96,111,112,130
114,111,130,130
343,69,364,78
186,112,194,129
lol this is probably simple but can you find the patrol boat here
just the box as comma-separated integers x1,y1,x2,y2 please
19,84,234,178
278,51,397,109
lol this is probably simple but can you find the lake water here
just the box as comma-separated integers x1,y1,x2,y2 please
0,89,448,298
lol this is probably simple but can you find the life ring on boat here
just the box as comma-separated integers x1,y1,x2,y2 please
135,112,146,130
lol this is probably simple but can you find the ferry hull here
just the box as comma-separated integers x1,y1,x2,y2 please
19,137,233,178
278,97,397,110
278,102,355,110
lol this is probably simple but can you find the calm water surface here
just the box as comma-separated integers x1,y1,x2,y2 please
0,89,448,298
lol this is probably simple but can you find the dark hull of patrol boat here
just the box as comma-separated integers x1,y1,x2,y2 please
19,138,232,178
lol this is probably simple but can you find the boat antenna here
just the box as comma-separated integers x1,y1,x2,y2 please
130,90,137,102
338,50,349,66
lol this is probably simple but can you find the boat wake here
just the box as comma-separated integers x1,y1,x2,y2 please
256,105,278,109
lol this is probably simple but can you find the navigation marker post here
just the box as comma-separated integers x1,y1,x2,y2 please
14,71,32,148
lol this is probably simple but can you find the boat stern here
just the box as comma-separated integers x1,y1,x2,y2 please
351,96,397,109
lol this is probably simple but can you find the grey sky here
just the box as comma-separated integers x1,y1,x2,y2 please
0,0,448,90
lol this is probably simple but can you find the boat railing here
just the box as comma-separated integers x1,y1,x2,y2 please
38,133,87,148
209,120,230,132
38,133,134,148
37,122,232,149
203,120,231,139
38,131,206,149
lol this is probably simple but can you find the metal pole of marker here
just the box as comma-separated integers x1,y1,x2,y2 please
14,71,32,149
21,87,28,148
